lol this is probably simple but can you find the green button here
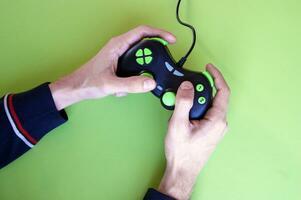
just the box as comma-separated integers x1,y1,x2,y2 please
136,58,144,65
162,92,176,107
145,56,153,64
202,71,214,88
135,49,143,57
144,48,152,56
140,72,153,79
149,37,169,46
135,48,153,65
198,97,206,104
196,84,204,92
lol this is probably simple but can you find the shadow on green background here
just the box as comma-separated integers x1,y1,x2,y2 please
0,0,300,199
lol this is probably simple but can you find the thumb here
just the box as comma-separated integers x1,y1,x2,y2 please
109,76,156,94
171,81,194,123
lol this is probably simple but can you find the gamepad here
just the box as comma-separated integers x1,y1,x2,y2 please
116,38,215,120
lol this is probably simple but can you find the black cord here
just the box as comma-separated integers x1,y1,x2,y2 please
176,0,196,67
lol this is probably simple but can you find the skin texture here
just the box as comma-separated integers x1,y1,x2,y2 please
49,25,176,110
49,26,230,200
159,64,230,200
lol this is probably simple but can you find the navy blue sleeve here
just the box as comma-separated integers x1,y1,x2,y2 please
1,83,174,199
0,83,68,168
143,188,175,200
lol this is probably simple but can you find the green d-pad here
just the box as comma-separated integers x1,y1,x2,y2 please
135,48,153,65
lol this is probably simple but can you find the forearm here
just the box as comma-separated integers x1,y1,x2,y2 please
49,73,84,111
49,63,90,111
0,83,68,168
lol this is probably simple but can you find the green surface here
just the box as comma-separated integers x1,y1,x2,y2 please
0,0,301,200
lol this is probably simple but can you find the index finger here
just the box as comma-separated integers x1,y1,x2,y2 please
112,25,176,57
203,64,230,121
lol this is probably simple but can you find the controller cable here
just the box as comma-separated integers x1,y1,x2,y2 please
176,0,197,68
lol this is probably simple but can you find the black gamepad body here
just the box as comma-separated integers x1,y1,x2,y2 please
116,37,215,120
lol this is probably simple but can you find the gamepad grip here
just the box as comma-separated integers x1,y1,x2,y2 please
116,38,214,120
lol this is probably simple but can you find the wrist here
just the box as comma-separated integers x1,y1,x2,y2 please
158,164,199,200
49,71,89,110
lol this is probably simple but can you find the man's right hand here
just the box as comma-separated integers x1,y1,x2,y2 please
158,64,231,200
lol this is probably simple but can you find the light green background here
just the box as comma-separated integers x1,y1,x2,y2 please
0,0,300,199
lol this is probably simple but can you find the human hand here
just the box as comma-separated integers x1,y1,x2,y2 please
158,64,230,200
49,25,176,110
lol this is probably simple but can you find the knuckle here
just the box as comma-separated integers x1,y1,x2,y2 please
137,25,148,31
130,77,144,90
222,120,228,130
211,107,225,119
225,86,231,95
177,95,193,107
217,119,227,129
177,89,194,101
137,25,152,34
108,36,117,44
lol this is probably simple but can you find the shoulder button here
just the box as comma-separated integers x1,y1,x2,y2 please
148,37,169,46
202,71,214,88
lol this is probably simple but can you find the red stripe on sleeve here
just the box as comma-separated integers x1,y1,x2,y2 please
8,94,37,145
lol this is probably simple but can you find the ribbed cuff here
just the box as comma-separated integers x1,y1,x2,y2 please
8,83,68,144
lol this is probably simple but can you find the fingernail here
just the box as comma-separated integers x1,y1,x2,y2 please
180,81,193,90
144,79,155,90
